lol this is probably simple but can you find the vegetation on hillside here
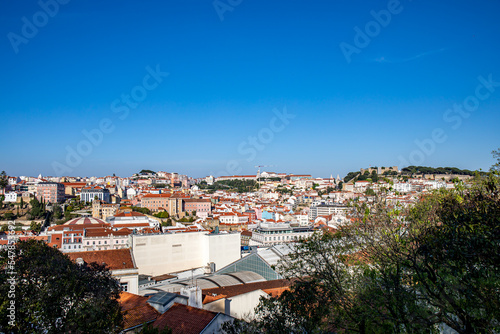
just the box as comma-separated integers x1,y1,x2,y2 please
401,166,477,176
199,179,259,193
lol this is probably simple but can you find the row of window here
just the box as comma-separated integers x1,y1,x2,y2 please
86,240,126,245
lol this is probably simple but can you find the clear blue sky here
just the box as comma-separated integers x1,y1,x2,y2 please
1,0,499,178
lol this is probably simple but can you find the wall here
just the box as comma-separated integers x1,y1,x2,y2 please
204,290,268,320
131,232,241,276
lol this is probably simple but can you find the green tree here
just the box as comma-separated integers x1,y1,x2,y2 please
52,204,63,221
3,212,15,221
29,198,44,219
234,174,500,333
492,148,500,171
0,240,123,333
0,171,7,193
30,221,42,233
364,187,376,196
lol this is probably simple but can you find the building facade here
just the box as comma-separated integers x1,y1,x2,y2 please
81,186,111,203
36,182,65,203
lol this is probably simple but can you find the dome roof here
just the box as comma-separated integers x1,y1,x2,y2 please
64,216,108,226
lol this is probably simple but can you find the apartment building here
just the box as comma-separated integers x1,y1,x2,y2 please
36,182,65,203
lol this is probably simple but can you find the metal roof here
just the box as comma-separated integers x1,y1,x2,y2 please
141,271,266,294
147,291,179,306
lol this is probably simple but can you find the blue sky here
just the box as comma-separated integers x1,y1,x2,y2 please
1,0,499,178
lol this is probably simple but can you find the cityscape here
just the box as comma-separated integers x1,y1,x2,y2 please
1,0,500,333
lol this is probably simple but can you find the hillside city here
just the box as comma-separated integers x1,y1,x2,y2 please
0,165,484,332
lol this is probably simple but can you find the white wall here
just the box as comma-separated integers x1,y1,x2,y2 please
204,290,268,320
207,233,241,272
131,232,241,276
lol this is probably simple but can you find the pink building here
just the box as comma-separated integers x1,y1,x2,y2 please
183,198,212,218
36,182,65,203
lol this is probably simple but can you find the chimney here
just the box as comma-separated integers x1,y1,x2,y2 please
224,298,232,316
180,286,202,309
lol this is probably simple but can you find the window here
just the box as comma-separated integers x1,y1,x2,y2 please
120,282,128,292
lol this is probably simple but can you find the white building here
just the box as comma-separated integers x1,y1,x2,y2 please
251,222,314,246
309,203,348,220
80,186,111,203
131,231,241,276
4,192,18,203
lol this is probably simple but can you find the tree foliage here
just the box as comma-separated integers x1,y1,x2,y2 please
131,206,151,215
28,198,45,219
401,166,477,176
0,171,8,191
0,240,123,333
231,174,500,333
492,148,500,171
199,179,259,193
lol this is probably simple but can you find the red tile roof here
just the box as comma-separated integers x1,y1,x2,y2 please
202,279,292,302
67,248,136,270
153,303,218,334
114,211,145,217
119,292,159,330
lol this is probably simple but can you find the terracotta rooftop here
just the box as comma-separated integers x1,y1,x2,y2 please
153,303,218,334
84,227,132,238
119,292,159,330
114,211,145,217
202,279,292,302
67,248,136,270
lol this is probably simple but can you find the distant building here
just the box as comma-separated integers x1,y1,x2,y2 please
141,194,187,216
36,182,65,203
251,222,313,246
92,200,119,220
4,192,18,203
80,186,111,203
309,203,348,220
107,210,160,230
183,198,212,218
286,174,312,181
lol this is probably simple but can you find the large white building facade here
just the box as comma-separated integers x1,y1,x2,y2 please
80,186,111,203
131,231,241,276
